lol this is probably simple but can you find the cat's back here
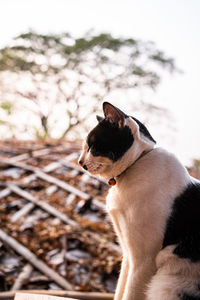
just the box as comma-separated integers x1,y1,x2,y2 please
119,147,190,194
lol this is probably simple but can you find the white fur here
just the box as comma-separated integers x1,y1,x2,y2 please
79,116,196,300
107,146,190,300
146,246,200,300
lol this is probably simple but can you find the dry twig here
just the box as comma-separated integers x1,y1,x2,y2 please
11,264,33,291
0,229,73,290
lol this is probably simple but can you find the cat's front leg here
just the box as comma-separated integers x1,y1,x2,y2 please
110,207,157,300
108,208,129,300
122,258,156,300
114,255,129,300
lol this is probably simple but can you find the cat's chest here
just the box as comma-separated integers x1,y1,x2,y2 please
105,181,161,225
106,184,134,212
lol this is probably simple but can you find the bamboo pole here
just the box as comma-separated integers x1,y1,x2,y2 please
8,183,78,227
0,229,73,290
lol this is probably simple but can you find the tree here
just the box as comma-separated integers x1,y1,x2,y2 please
0,31,177,139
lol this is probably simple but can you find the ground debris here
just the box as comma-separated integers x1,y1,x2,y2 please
0,140,119,293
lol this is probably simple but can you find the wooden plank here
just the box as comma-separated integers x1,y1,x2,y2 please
0,158,91,200
11,203,35,223
8,183,78,227
42,162,61,173
0,290,114,300
36,170,91,200
0,187,11,199
11,161,64,221
0,157,106,210
0,160,62,221
0,229,73,290
10,148,52,163
14,293,76,300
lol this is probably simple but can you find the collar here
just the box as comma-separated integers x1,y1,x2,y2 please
108,148,154,186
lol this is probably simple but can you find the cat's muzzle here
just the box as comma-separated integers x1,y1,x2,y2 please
78,159,88,171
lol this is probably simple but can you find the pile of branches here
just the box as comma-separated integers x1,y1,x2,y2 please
0,140,120,295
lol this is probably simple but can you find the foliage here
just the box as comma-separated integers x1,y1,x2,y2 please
188,159,200,180
191,159,200,172
0,31,177,139
1,102,12,115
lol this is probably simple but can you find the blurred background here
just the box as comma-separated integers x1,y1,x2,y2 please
0,0,199,165
0,0,200,296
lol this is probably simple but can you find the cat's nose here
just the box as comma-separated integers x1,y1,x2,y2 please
78,159,83,166
78,160,88,170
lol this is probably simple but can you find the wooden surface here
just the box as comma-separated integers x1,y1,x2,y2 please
0,290,114,300
14,293,77,300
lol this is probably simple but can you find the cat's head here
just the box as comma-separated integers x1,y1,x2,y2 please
78,102,156,179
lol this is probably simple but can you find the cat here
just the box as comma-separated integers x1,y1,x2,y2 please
78,102,200,300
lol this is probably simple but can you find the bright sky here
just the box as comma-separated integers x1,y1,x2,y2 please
1,0,200,164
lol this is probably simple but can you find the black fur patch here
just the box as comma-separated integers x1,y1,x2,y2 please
180,293,200,300
87,119,134,162
163,182,200,262
131,117,156,144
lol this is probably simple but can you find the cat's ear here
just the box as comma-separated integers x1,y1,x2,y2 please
103,102,126,128
96,115,103,123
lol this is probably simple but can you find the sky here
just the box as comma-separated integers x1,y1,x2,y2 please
0,0,200,164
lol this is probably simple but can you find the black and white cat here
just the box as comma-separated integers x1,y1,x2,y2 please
79,102,200,300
